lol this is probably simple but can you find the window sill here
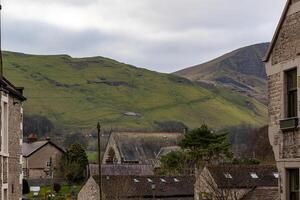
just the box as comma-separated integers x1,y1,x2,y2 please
280,117,299,131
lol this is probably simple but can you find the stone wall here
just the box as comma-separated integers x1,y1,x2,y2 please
292,0,300,4
25,143,64,180
8,96,23,200
77,177,100,200
271,11,300,65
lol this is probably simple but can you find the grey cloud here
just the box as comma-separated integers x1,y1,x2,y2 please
2,0,286,73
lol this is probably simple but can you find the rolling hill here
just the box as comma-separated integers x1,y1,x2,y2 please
3,51,267,132
174,43,269,104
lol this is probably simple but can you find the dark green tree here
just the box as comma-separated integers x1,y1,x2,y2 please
160,151,192,175
179,124,232,166
160,124,233,175
60,143,88,183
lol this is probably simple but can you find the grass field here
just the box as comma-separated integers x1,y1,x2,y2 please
3,51,267,132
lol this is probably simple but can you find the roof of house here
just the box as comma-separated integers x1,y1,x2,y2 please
89,164,155,176
263,0,291,62
0,77,26,101
22,140,65,157
241,188,279,200
156,146,181,158
110,132,183,164
93,175,195,198
206,165,278,188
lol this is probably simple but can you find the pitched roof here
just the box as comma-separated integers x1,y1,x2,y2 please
22,140,65,157
241,188,279,200
89,164,155,176
93,175,195,198
0,77,26,101
110,132,183,164
263,0,291,62
206,165,278,188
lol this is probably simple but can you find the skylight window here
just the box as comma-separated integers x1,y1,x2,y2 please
250,173,259,179
174,178,180,182
160,178,167,183
224,173,232,179
147,178,153,183
273,172,279,179
133,178,140,183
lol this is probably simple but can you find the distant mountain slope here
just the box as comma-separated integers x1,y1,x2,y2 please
3,51,266,131
174,43,269,104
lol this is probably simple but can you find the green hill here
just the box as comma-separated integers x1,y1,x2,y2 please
175,43,269,104
3,51,267,131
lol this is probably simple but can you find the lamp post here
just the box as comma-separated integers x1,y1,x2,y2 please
97,122,102,199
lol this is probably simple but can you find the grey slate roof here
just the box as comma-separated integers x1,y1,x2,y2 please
242,188,279,200
207,165,278,188
111,132,183,164
93,175,195,199
22,140,65,157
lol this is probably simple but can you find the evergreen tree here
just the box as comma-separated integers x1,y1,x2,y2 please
60,143,88,183
179,124,232,166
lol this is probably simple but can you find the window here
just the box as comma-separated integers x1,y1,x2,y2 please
273,172,279,179
147,178,153,183
224,173,232,179
288,169,299,200
250,173,259,179
286,69,298,118
133,178,139,183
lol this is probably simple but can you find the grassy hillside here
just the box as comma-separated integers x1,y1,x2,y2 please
175,43,269,104
3,51,267,132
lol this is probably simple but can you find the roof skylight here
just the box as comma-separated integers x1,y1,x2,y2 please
224,173,232,179
250,173,259,179
160,178,167,183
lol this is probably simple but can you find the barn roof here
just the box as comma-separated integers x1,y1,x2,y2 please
110,132,183,164
206,165,278,188
93,175,195,199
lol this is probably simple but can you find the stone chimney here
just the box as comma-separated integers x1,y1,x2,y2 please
27,133,38,143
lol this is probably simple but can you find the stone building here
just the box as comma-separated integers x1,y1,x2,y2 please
77,175,195,200
22,138,65,181
0,78,26,200
264,0,300,199
102,132,182,166
195,165,279,200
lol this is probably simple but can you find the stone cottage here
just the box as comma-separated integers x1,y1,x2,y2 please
77,175,195,200
264,0,300,199
22,138,65,181
0,77,26,200
195,165,279,200
102,132,182,166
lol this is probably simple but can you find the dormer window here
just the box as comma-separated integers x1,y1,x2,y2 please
286,69,298,118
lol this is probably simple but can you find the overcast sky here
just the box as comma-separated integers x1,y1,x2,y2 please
2,0,285,73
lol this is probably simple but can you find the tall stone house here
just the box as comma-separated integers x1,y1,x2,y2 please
264,0,300,199
0,78,26,200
